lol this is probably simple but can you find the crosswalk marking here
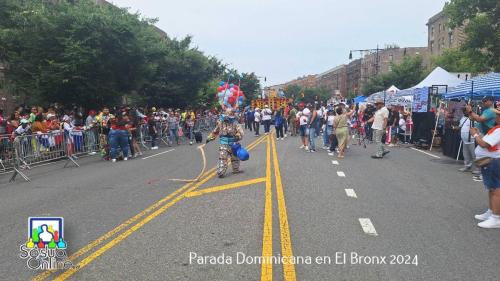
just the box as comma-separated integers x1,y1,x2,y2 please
359,218,378,236
331,160,339,165
337,171,346,177
345,189,357,198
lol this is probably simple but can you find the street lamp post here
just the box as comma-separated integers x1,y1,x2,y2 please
349,45,381,75
256,76,267,99
349,45,381,97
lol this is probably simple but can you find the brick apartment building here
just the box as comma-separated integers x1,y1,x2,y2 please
427,10,466,56
273,6,469,99
346,59,362,97
361,47,429,80
315,65,347,97
359,46,429,93
280,46,429,98
283,75,318,90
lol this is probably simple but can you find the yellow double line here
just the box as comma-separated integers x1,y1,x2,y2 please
261,134,297,281
34,134,268,281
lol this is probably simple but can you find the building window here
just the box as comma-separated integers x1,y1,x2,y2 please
449,33,454,46
430,42,434,52
438,24,441,31
431,26,434,36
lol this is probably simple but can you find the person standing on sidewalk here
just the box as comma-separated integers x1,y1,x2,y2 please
470,112,500,228
454,108,479,174
466,96,497,135
147,112,158,150
109,114,130,162
369,99,389,159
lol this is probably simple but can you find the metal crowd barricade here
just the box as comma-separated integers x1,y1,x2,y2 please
5,116,219,182
157,121,170,146
0,134,16,173
72,127,100,157
138,120,170,149
10,130,79,182
193,116,217,133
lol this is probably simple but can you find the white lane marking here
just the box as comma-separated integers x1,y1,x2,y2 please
337,171,346,177
142,149,175,160
331,160,339,165
410,147,441,159
359,218,378,236
345,189,357,198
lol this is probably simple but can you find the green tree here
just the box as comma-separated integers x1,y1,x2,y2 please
1,0,154,107
283,84,331,103
284,84,302,100
239,72,261,101
0,0,226,108
217,69,261,104
431,48,489,74
444,0,500,71
140,36,224,108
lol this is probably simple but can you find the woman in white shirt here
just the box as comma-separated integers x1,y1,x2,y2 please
298,111,309,150
470,112,500,229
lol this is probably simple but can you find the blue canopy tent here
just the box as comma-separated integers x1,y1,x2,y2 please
443,73,500,100
353,95,366,104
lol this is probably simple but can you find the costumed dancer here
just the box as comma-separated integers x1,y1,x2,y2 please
206,108,244,178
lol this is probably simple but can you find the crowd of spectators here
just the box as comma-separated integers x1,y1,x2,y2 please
0,104,217,163
243,100,412,158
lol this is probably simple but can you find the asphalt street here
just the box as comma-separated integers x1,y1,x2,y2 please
1,127,499,281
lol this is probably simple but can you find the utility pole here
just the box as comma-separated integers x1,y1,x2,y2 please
349,45,381,94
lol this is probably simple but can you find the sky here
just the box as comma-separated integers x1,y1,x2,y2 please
110,0,448,86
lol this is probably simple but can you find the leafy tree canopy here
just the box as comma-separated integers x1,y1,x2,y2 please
444,0,500,71
0,0,252,109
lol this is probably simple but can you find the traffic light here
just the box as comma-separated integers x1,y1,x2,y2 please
349,51,353,60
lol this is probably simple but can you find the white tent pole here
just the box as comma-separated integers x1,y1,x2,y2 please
429,101,443,151
456,140,462,161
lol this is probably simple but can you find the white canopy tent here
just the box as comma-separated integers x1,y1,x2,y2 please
385,67,464,107
366,86,400,103
386,85,400,94
413,67,463,91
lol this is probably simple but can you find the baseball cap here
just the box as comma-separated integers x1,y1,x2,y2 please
482,96,494,102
